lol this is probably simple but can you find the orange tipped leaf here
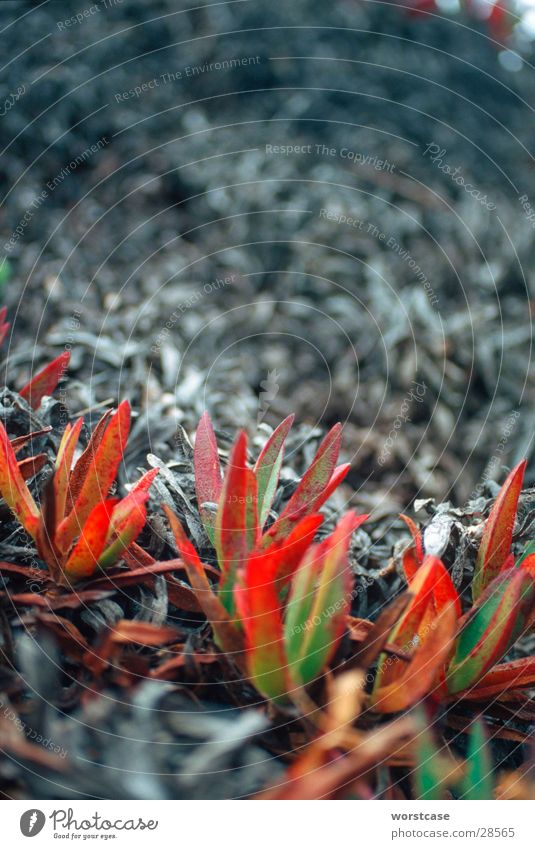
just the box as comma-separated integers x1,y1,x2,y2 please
0,421,39,537
56,401,131,551
214,430,250,613
63,499,117,580
20,351,70,409
472,460,526,600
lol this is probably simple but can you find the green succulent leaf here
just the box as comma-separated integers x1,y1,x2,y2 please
461,720,493,801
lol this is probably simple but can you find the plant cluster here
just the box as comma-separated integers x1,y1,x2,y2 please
1,310,535,798
166,412,365,703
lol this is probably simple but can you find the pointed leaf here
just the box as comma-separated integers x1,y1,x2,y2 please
127,466,159,496
164,506,244,659
194,412,223,543
400,513,424,582
351,593,411,671
214,430,249,613
371,602,457,713
447,567,535,694
120,540,156,570
270,513,324,589
0,305,9,347
284,511,359,686
261,423,343,545
244,466,260,550
63,500,117,580
11,426,53,454
414,725,447,801
17,453,48,480
54,418,83,524
472,460,526,600
461,657,535,701
98,491,149,570
35,476,60,581
310,463,350,513
462,720,493,800
253,414,294,528
235,548,288,703
373,557,456,693
65,409,113,512
0,421,39,537
19,351,70,409
56,401,131,551
400,514,424,562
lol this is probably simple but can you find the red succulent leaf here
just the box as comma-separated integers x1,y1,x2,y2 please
86,559,187,590
431,563,462,618
402,548,422,584
194,411,223,542
63,499,118,580
459,657,535,702
400,514,424,582
269,512,324,589
261,423,344,546
35,478,60,579
54,418,84,524
164,506,244,658
0,421,40,537
351,593,411,671
56,400,131,551
235,547,288,703
98,490,150,570
244,465,260,550
11,427,53,454
310,463,351,512
214,430,250,613
447,566,535,695
284,511,362,687
371,602,457,714
520,553,535,577
65,409,113,512
126,467,159,496
394,556,447,639
253,414,294,528
19,351,70,409
373,557,455,693
17,453,48,480
472,460,526,601
0,306,9,347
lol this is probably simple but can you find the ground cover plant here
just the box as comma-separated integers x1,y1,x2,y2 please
1,315,535,799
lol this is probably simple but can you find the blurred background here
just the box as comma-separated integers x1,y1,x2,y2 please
2,0,535,513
